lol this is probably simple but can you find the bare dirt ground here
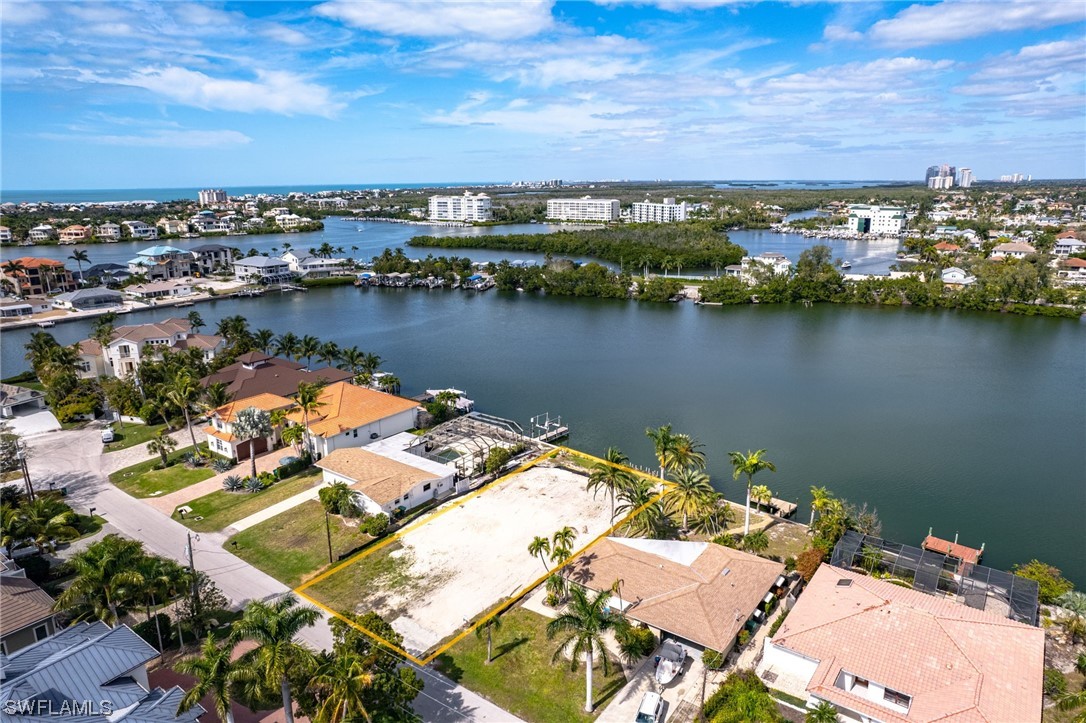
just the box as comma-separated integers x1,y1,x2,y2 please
320,463,613,656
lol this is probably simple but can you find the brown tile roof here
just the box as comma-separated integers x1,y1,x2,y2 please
285,382,418,438
992,241,1037,254
203,425,236,443
112,318,190,343
173,334,224,351
202,356,352,399
771,565,1044,723
9,257,67,268
0,576,56,636
213,393,295,423
568,538,782,652
932,242,960,251
77,339,102,356
317,447,439,505
1064,258,1086,268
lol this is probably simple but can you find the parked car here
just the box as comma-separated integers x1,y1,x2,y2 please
635,691,663,723
101,427,115,443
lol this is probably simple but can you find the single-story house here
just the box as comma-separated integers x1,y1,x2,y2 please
566,537,783,653
52,287,125,311
0,298,51,318
940,267,976,286
990,241,1036,259
124,280,194,300
0,384,46,418
932,241,961,255
285,381,420,459
758,565,1044,722
316,445,455,516
204,392,295,460
0,576,58,654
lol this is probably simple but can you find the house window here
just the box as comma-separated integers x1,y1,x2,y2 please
851,676,869,691
34,624,49,641
423,483,431,491
884,688,911,708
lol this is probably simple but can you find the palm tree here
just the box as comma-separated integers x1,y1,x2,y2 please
298,335,321,368
528,536,551,573
586,447,634,522
165,369,203,457
309,651,373,723
378,374,400,395
186,310,206,333
281,424,304,453
230,594,319,723
137,555,185,652
688,495,733,537
359,352,382,375
147,430,177,466
729,449,776,536
741,530,770,553
750,484,773,512
176,635,248,723
809,485,832,526
232,407,273,481
55,534,146,623
665,466,714,530
317,341,341,368
806,700,839,723
3,259,27,294
553,525,577,552
254,328,276,355
546,585,620,713
15,497,78,553
616,479,669,539
339,346,365,374
667,433,705,472
319,481,362,517
293,381,327,458
204,381,233,411
645,424,676,478
274,332,300,360
475,612,504,665
68,248,90,283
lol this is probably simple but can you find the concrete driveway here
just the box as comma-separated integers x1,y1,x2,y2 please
597,641,703,723
6,409,61,437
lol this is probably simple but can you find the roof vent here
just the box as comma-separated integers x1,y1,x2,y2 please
836,579,853,587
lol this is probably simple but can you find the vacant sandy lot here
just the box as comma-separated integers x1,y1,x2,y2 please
319,463,614,656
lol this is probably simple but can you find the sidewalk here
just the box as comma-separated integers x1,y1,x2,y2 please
226,479,329,533
144,449,283,514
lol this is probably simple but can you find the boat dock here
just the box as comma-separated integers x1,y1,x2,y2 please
767,497,798,518
921,529,984,565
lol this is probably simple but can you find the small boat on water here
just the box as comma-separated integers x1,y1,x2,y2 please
654,640,687,685
35,320,56,328
841,260,853,270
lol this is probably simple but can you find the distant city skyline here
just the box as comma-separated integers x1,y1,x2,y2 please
1,0,1084,190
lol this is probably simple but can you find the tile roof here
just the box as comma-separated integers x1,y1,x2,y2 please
568,538,783,652
921,535,982,565
171,334,223,352
771,565,1043,723
111,318,190,343
285,382,419,438
1064,258,1086,268
213,392,295,423
0,577,55,636
992,242,1037,253
7,257,67,269
201,356,352,399
317,447,440,505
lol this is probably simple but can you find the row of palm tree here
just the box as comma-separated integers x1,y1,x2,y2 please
1,495,79,555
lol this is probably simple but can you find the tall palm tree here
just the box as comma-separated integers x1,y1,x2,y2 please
254,328,276,355
475,612,504,665
137,555,185,652
339,346,365,374
176,635,249,723
729,449,776,536
274,332,300,360
586,447,634,522
319,481,362,517
309,651,373,723
666,433,705,472
528,536,551,573
293,381,327,458
54,534,146,623
688,494,733,537
317,341,340,368
204,381,233,411
281,424,304,453
750,484,773,512
359,352,382,375
230,594,319,723
645,424,675,478
809,486,832,526
68,248,90,283
378,374,400,395
165,369,203,457
233,407,272,481
616,479,669,539
3,259,27,294
186,310,206,333
298,335,321,368
552,525,577,552
665,466,714,530
147,430,177,466
546,585,620,713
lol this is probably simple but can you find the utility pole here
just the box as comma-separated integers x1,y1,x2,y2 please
185,532,201,638
325,509,334,564
17,442,35,501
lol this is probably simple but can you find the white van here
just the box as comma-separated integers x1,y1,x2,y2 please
635,691,663,723
101,427,115,444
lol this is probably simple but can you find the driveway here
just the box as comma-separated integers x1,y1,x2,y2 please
596,641,703,723
6,409,61,437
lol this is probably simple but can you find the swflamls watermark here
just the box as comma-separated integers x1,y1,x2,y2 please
2,700,115,716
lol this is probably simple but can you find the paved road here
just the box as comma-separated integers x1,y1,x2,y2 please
25,425,519,722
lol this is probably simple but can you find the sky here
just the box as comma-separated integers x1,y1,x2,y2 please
1,0,1084,190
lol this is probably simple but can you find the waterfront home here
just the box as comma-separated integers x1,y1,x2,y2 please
190,243,235,274
76,318,224,379
122,220,159,240
156,217,189,235
0,383,47,419
205,392,294,460
275,213,312,229
0,226,12,243
124,279,194,301
1054,234,1086,257
567,537,783,653
58,224,93,242
1,257,76,296
126,245,196,280
739,252,792,282
0,297,51,319
1056,257,1086,284
81,262,131,286
188,214,232,234
201,351,352,399
95,222,121,240
0,622,204,723
990,241,1036,259
0,576,57,654
232,256,293,284
546,196,619,222
27,225,57,242
316,445,454,516
282,251,350,278
285,381,419,459
52,287,124,311
940,267,976,287
757,565,1043,722
931,241,961,255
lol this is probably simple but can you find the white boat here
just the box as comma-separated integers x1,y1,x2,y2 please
35,320,56,328
841,260,853,270
654,640,687,685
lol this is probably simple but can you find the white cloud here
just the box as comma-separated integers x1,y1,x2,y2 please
869,0,1086,48
427,93,659,136
953,40,1085,119
87,66,346,118
260,24,310,46
1,0,47,25
314,0,555,39
39,129,254,148
821,24,862,43
761,57,954,94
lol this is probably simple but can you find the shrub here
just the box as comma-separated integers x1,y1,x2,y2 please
615,624,656,662
736,629,751,648
18,555,50,584
711,533,740,548
543,592,559,607
484,446,513,474
222,475,244,492
1012,560,1074,604
768,610,789,638
1043,667,1067,697
181,451,203,468
703,670,782,723
784,556,797,571
702,648,725,670
361,513,390,538
132,613,175,651
257,471,276,486
795,547,826,582
211,458,233,473
244,476,264,493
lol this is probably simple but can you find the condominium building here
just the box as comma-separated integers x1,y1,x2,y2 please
630,198,690,223
546,196,620,222
847,204,906,235
958,167,974,188
428,192,493,222
925,163,956,190
198,188,228,206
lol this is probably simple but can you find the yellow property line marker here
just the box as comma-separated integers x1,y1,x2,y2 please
294,445,673,666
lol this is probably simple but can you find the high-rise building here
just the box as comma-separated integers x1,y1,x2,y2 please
630,198,690,223
198,189,228,206
546,197,620,222
958,168,974,188
925,164,956,189
847,205,906,235
428,192,492,222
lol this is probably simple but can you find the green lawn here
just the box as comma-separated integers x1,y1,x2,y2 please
433,607,627,723
109,446,214,498
102,422,169,453
227,499,369,587
305,541,415,615
174,471,324,533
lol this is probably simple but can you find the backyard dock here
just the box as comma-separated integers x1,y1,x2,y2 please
921,530,984,565
767,497,798,518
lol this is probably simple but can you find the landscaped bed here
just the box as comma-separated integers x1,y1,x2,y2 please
174,470,324,533
433,607,626,723
227,499,369,587
109,445,213,498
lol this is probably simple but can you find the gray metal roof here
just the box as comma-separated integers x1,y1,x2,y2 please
0,623,204,723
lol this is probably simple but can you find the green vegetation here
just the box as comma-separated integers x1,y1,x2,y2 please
175,470,324,533
702,669,784,723
102,422,169,452
108,444,213,498
300,275,356,288
1013,560,1075,604
305,541,415,614
411,222,746,271
229,501,364,586
434,607,626,723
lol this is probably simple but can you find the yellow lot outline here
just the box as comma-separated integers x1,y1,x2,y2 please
294,446,671,666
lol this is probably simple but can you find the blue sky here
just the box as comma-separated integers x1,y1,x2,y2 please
1,0,1083,189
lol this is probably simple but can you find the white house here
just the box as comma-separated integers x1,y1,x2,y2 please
0,227,12,243
941,267,977,286
547,197,620,222
630,198,690,223
275,213,312,229
77,318,224,378
96,223,122,240
123,221,159,240
124,279,194,300
281,251,349,278
428,192,493,222
1053,236,1086,257
847,205,906,235
990,241,1036,259
52,287,125,310
27,225,56,242
316,445,454,516
1057,258,1086,284
725,252,793,284
285,381,419,459
126,245,196,280
157,218,190,235
233,256,293,283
